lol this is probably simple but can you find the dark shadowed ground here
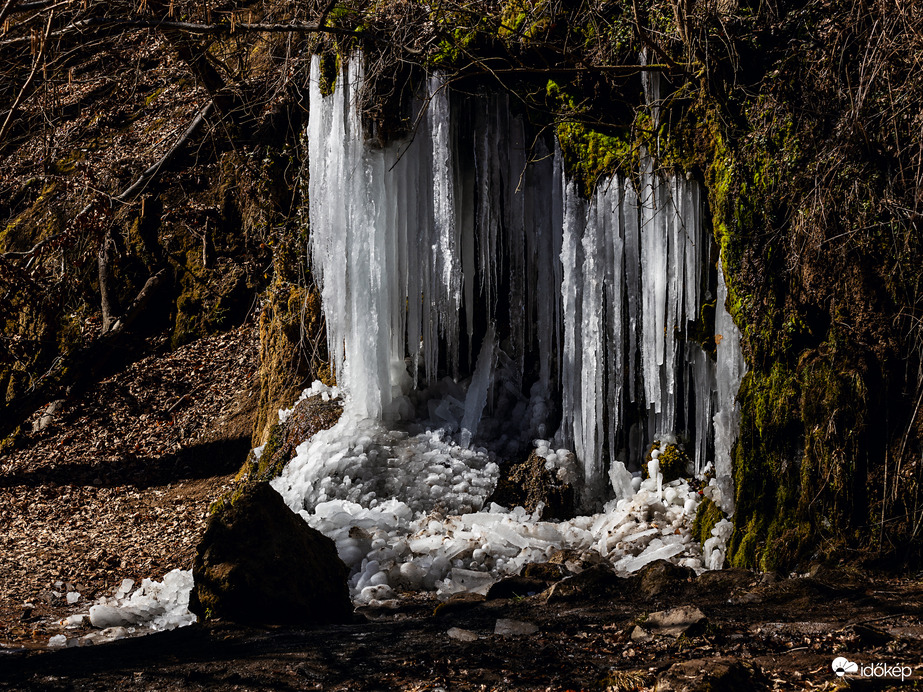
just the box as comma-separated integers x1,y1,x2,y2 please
2,565,923,691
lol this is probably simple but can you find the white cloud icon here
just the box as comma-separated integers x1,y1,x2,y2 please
832,657,859,677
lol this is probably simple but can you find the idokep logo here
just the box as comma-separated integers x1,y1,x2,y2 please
831,657,914,681
831,657,858,677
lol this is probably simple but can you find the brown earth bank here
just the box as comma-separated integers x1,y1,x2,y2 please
1,566,923,691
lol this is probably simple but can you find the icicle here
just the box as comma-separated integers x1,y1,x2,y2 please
429,75,461,376
558,179,585,461
461,325,496,444
713,259,746,513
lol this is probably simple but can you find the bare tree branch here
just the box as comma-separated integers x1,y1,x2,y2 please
0,9,53,144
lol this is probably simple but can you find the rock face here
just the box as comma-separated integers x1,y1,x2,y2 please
486,451,575,520
189,482,352,625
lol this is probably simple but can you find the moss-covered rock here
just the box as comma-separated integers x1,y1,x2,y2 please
189,482,352,625
643,442,691,484
237,393,342,488
252,281,330,446
486,450,576,520
692,497,726,548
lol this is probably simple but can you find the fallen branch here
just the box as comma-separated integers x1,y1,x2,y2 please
68,17,367,38
115,99,215,203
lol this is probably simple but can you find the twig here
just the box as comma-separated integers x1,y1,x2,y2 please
0,0,19,28
0,9,53,144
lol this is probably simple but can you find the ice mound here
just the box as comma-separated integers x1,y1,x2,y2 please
272,410,500,518
86,569,195,631
273,393,715,605
48,570,195,648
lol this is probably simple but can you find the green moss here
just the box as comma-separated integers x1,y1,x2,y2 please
659,444,690,483
548,80,638,196
144,86,165,106
642,441,691,483
318,52,339,97
692,497,725,546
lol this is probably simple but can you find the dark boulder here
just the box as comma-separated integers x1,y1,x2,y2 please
486,576,549,600
541,564,625,602
656,657,766,692
638,559,695,600
189,482,352,625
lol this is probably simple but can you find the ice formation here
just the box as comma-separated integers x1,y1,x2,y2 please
278,444,708,605
303,54,743,497
276,53,749,603
49,569,196,648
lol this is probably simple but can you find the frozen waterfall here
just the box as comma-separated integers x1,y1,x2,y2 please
304,55,745,509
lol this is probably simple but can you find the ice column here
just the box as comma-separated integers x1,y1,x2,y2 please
713,259,746,513
307,57,464,419
559,169,708,507
306,53,743,509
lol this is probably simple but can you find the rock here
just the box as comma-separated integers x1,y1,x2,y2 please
189,482,352,625
638,559,695,599
242,395,342,486
656,657,766,691
494,618,539,636
32,399,65,433
485,576,548,600
630,625,653,643
433,592,486,617
642,605,707,637
485,450,575,520
541,564,622,603
694,568,755,595
840,623,892,648
447,627,478,642
520,562,570,581
547,548,605,572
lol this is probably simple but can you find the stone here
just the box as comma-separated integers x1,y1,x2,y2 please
643,605,707,638
638,559,695,599
494,618,539,636
244,395,342,485
433,592,486,617
519,562,570,581
541,564,622,603
656,657,766,692
485,576,548,600
840,623,892,648
189,482,352,625
447,627,478,642
485,450,575,520
695,568,755,594
547,548,605,572
630,625,653,643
